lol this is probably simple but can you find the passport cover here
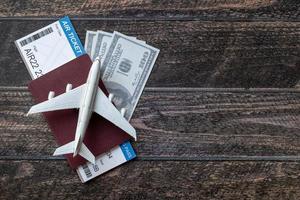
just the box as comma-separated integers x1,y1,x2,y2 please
28,54,132,169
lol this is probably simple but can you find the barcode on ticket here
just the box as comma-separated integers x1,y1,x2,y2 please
19,27,53,47
82,164,92,178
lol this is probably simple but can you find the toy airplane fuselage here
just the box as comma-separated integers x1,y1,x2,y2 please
72,57,101,157
27,57,136,164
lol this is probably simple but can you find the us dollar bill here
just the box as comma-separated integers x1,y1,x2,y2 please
101,31,159,120
84,30,97,57
91,31,113,61
91,31,145,62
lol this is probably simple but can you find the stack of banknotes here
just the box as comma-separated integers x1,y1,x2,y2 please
84,30,159,120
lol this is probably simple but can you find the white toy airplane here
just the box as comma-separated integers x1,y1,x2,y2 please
27,57,136,164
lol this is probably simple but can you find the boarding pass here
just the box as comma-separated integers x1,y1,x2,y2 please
15,16,85,79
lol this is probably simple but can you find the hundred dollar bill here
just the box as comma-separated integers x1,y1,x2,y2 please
84,30,97,57
101,31,159,120
91,30,145,62
91,31,113,61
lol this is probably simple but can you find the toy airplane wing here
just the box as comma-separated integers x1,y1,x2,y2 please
27,84,136,140
27,84,86,115
94,87,137,140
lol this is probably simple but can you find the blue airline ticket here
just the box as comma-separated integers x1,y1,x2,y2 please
15,16,85,79
77,141,136,182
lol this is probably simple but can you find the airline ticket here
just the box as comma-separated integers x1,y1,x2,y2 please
77,141,136,182
15,16,85,79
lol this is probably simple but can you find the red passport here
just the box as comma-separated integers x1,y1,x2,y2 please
28,54,132,168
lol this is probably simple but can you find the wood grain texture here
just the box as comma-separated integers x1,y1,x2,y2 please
1,160,300,199
0,1,299,198
2,20,300,88
0,0,299,21
1,87,300,160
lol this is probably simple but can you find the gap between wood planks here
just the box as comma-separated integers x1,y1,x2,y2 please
2,155,300,161
1,86,300,93
0,16,299,22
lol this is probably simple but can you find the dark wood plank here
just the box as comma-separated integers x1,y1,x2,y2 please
0,0,299,21
1,20,300,88
1,87,300,160
1,160,300,199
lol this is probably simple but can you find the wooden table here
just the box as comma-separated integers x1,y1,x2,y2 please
1,1,300,199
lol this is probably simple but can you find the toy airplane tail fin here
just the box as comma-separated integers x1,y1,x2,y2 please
53,141,96,164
